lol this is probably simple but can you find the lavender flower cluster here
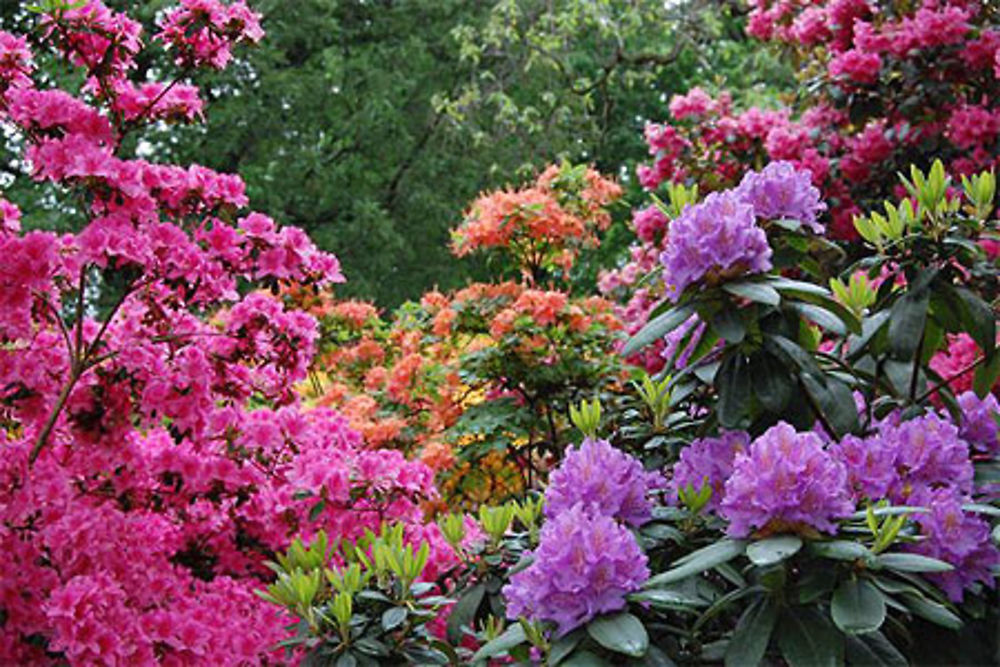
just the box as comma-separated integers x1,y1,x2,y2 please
671,396,1000,602
545,437,663,526
660,161,824,300
503,438,658,634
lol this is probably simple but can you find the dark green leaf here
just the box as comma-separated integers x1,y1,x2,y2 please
712,307,747,344
831,579,886,634
751,352,793,412
875,553,954,573
778,607,844,667
586,612,648,658
560,651,612,666
899,594,962,630
446,583,484,644
717,353,750,428
644,540,747,588
844,631,908,667
471,624,527,662
628,587,708,611
725,597,777,667
549,629,584,666
723,281,781,306
888,282,931,360
790,302,847,336
802,374,859,437
622,305,695,357
381,606,408,632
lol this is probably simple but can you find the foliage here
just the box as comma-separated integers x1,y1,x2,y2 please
1,0,791,305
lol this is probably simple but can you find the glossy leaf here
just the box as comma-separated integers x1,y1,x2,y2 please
586,612,648,658
831,579,886,634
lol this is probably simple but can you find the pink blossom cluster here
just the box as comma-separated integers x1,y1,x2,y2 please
0,4,453,664
157,0,265,70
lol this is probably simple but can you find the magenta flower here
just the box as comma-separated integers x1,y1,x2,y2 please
660,191,772,301
721,422,853,537
545,438,662,527
735,161,826,233
503,503,649,636
670,431,750,512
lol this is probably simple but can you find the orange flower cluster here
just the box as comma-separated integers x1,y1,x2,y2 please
450,162,623,279
298,279,626,510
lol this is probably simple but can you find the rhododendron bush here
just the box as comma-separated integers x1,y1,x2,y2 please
602,0,1000,363
466,159,1000,665
0,2,452,663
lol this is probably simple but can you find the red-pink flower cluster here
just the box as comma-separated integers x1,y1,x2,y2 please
0,4,453,664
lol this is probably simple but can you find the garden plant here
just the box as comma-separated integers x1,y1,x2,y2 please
0,0,998,666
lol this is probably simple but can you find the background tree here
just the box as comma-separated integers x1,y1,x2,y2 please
1,0,790,305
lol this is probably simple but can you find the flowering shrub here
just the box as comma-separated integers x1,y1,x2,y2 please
0,2,449,663
452,162,622,283
477,159,1000,665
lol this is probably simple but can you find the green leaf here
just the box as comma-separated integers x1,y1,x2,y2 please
711,307,746,343
809,540,872,562
717,353,751,428
471,623,527,662
874,553,954,573
446,583,484,644
790,302,847,336
560,651,612,666
746,536,803,566
777,607,844,667
888,280,931,360
951,286,996,361
899,594,962,630
644,540,747,588
622,305,695,357
549,629,584,666
381,606,408,632
723,281,781,306
586,612,648,658
751,352,793,412
973,352,1000,398
628,587,708,611
831,579,886,634
725,597,777,667
308,499,326,521
844,631,908,667
801,373,859,437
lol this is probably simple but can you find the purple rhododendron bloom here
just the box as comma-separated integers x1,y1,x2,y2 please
660,191,772,301
956,390,1000,455
830,433,897,502
735,161,826,233
721,422,853,537
503,503,649,636
545,437,661,527
906,486,1000,602
877,412,973,500
670,431,750,512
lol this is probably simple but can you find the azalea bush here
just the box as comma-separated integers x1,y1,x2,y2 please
0,2,454,663
295,163,630,510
